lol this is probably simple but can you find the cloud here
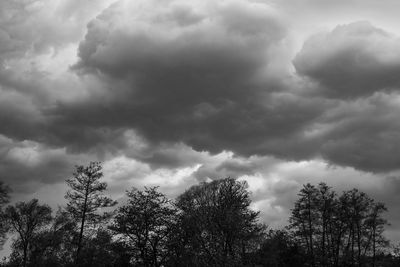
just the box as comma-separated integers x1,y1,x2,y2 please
294,21,400,99
318,92,400,172
53,0,326,160
0,134,92,194
40,6,400,177
238,159,399,232
1,0,400,247
0,0,115,61
0,0,399,181
0,0,119,151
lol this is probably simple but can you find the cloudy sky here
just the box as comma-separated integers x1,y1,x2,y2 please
2,0,400,249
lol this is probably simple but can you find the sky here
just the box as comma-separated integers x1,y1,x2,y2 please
2,0,400,252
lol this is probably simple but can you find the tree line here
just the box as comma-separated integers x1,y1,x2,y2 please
0,162,398,267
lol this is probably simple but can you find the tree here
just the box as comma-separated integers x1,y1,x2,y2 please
0,181,11,249
339,189,370,266
257,229,306,267
27,208,77,267
289,183,319,266
111,187,178,267
289,183,389,267
77,228,130,267
5,199,52,267
364,202,388,267
0,181,10,207
65,162,117,265
174,178,265,266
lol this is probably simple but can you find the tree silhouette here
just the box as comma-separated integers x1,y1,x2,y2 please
0,176,395,267
0,181,11,249
111,187,178,267
289,183,389,267
289,183,319,266
366,202,388,267
174,178,265,266
257,229,306,267
65,162,117,265
27,208,77,267
5,199,52,267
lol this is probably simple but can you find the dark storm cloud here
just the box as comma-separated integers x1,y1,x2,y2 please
0,135,89,193
2,0,400,191
0,0,117,151
130,143,207,170
318,92,400,172
294,21,400,99
55,0,326,159
2,0,400,252
42,1,400,175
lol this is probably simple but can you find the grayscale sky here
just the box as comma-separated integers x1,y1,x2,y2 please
2,0,400,253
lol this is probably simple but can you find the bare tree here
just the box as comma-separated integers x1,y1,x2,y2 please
289,183,318,267
289,183,389,267
111,187,178,267
5,199,52,267
365,202,388,267
65,161,117,265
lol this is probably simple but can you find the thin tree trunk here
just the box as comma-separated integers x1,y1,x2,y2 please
322,215,326,266
335,231,342,267
241,240,246,265
372,225,376,267
76,185,89,264
307,197,315,267
301,221,310,254
357,223,362,267
351,226,355,267
23,243,28,267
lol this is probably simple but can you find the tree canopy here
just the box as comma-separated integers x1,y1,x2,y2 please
0,166,395,267
65,162,117,265
5,199,52,267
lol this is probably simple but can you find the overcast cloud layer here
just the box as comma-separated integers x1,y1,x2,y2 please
2,0,400,249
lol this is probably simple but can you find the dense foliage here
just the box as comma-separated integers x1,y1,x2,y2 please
0,162,397,267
